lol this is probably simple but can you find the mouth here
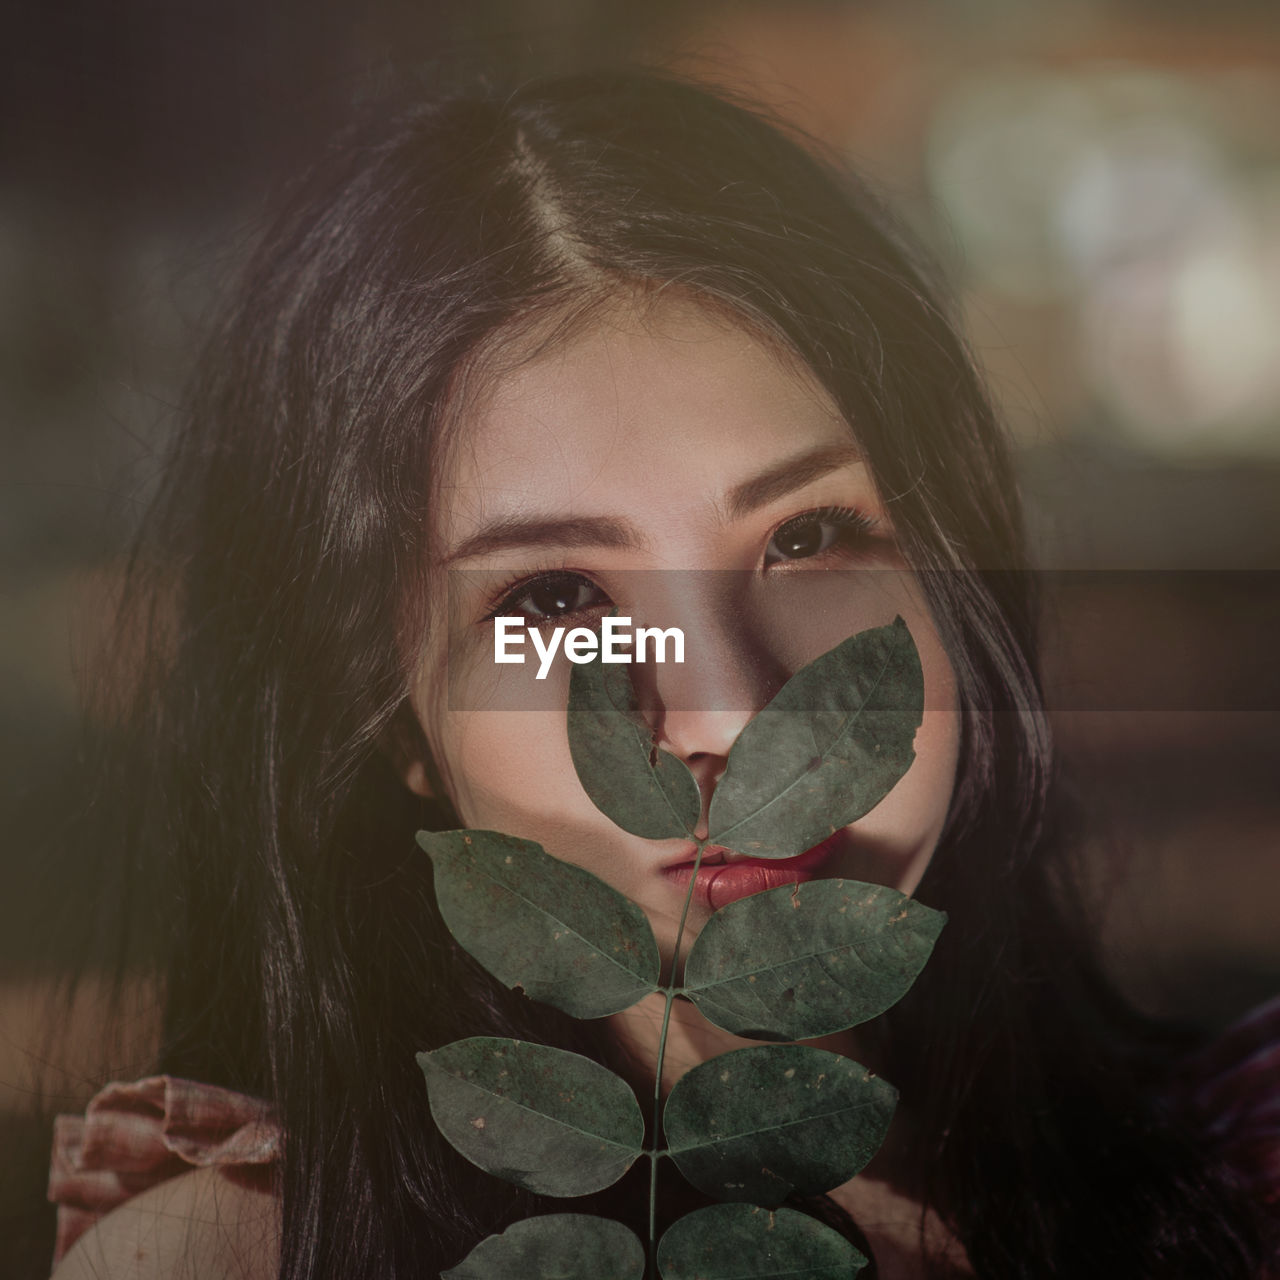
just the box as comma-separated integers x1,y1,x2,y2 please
659,831,848,912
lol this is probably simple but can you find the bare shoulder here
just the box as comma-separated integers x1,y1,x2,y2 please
50,1165,280,1280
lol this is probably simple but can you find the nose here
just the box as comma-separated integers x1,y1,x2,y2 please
630,589,788,834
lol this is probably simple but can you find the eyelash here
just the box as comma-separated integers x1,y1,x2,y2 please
482,504,882,625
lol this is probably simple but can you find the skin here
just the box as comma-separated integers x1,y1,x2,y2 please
404,291,961,961
52,292,970,1280
399,291,970,1275
50,1167,279,1280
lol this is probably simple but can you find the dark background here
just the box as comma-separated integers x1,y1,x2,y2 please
3,2,1278,1273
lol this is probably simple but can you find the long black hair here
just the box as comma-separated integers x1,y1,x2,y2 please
86,71,1271,1277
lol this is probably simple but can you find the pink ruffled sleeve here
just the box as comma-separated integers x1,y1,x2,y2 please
1171,994,1280,1206
47,1074,283,1270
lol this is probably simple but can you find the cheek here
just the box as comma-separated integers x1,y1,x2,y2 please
410,619,583,830
420,700,588,837
747,569,912,674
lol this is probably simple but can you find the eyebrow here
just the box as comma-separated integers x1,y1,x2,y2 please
441,441,863,565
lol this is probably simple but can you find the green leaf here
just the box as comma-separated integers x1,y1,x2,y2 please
567,648,701,839
683,878,945,1040
663,1045,895,1207
443,1214,646,1279
418,1038,644,1196
418,829,660,1018
657,1204,867,1279
707,617,924,858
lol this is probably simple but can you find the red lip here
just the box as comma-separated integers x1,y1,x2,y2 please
660,831,846,912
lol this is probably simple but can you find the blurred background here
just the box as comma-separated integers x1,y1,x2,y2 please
3,1,1277,1271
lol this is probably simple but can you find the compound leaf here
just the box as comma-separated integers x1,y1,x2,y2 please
444,1214,645,1279
568,649,701,839
683,878,945,1040
663,1045,895,1207
707,617,924,859
418,829,660,1018
657,1204,867,1279
418,1038,644,1197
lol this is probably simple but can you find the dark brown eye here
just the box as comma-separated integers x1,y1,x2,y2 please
772,518,830,559
765,507,878,566
494,572,608,622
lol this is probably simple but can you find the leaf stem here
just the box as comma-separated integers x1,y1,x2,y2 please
648,837,704,1278
648,1144,659,1273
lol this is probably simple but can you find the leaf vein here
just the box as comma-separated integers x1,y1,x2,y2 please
440,1073,640,1155
673,1098,884,1152
468,862,648,988
711,639,900,847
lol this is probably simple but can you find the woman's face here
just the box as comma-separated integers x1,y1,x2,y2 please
404,295,960,960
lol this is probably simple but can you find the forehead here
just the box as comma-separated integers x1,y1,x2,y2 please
434,295,854,549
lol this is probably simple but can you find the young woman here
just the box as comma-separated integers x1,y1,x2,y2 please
46,71,1277,1278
